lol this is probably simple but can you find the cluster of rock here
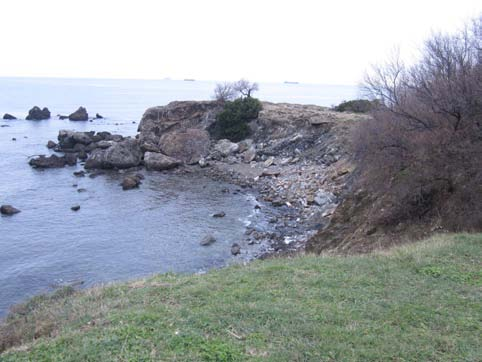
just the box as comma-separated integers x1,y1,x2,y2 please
29,130,135,169
1,106,101,121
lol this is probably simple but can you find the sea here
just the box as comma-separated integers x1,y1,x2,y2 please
0,77,358,317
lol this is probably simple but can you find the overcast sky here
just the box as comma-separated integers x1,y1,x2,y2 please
0,0,479,84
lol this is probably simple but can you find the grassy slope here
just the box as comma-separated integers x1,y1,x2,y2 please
1,234,481,361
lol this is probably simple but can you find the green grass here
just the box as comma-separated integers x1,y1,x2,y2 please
1,234,481,361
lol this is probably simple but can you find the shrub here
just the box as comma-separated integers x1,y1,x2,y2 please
333,99,377,113
209,97,262,142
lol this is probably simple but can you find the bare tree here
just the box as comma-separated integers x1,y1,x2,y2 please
213,82,237,102
233,79,259,98
212,79,260,101
364,16,482,133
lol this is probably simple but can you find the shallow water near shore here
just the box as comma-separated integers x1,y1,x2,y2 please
0,118,270,317
0,78,357,317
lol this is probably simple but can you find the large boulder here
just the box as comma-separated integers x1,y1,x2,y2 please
138,101,222,153
26,106,50,120
3,113,16,120
85,138,142,169
69,107,88,121
144,152,181,171
158,128,211,164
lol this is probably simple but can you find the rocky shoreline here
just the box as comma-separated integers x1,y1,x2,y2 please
26,100,368,258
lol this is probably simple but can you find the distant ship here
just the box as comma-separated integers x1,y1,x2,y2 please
184,78,196,82
284,81,299,84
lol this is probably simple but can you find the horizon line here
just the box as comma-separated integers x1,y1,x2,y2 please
0,74,359,88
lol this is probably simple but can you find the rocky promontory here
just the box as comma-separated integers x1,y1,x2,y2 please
29,100,368,255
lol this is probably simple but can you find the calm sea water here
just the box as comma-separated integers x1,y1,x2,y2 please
0,77,357,317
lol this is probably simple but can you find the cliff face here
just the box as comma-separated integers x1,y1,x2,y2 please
138,100,366,165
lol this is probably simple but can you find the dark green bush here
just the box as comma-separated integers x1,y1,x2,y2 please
209,97,262,142
333,99,377,113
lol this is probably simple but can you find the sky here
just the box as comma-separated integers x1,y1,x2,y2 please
0,0,480,85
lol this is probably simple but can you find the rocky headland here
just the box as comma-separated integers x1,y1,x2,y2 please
28,100,367,257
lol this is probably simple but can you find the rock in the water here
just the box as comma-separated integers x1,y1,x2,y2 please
46,140,57,149
85,138,142,169
29,155,67,168
71,205,80,211
3,113,16,120
58,115,69,120
200,235,216,246
215,139,239,157
0,205,21,215
158,128,211,164
122,175,142,190
231,243,241,255
69,107,89,121
73,170,85,177
26,106,50,120
95,113,103,119
212,211,226,218
144,152,181,171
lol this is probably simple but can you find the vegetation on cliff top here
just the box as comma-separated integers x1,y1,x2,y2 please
209,80,262,142
332,99,377,113
1,233,481,361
